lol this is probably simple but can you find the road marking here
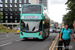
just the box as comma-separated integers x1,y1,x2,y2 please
52,34,59,50
6,35,9,37
0,42,12,47
49,34,59,50
16,39,21,41
56,45,58,50
49,41,55,50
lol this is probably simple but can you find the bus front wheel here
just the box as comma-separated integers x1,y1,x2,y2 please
23,37,28,40
42,33,46,40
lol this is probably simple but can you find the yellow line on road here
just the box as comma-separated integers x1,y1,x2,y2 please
49,34,59,50
56,45,58,50
52,35,59,50
49,40,55,50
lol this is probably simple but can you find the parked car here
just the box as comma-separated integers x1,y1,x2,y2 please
55,28,61,33
50,28,54,33
50,26,56,32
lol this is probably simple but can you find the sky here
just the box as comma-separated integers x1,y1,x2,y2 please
48,0,68,23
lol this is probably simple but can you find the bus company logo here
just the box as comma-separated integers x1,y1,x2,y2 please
25,16,38,18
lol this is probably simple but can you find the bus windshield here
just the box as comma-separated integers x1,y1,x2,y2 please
21,20,42,32
22,5,41,14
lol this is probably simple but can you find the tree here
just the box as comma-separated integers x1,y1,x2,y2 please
63,0,75,28
0,12,3,23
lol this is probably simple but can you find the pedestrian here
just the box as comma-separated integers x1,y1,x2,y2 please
58,24,75,50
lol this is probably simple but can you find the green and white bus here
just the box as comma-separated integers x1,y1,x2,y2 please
20,4,50,40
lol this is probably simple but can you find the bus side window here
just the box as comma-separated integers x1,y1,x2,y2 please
44,22,49,29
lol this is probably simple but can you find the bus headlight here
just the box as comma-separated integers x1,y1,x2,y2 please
39,31,42,35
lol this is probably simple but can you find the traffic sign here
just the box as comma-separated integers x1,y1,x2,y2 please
17,30,19,33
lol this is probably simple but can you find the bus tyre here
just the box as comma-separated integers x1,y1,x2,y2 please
23,38,28,40
42,33,45,40
47,30,50,37
46,32,47,38
25,38,28,40
47,33,49,37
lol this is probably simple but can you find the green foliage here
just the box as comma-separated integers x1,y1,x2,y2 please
63,0,75,28
0,24,16,33
0,12,3,23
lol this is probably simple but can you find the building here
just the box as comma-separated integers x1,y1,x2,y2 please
39,0,47,7
0,0,30,28
30,0,48,10
30,0,39,4
61,22,64,28
0,0,30,23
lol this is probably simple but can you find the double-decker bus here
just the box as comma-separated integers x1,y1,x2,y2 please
20,4,50,40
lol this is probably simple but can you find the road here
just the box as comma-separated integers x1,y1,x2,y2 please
0,33,58,50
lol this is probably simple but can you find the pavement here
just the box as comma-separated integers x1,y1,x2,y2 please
55,34,75,50
0,33,58,50
69,34,75,50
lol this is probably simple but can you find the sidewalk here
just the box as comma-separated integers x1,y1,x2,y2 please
70,34,75,50
55,34,75,50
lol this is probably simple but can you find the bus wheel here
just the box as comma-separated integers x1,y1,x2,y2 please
23,38,28,40
42,33,45,40
47,33,49,37
47,30,50,37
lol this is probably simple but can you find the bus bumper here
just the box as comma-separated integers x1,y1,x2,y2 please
20,32,43,39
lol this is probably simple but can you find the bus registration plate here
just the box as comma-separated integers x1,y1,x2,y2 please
28,37,33,39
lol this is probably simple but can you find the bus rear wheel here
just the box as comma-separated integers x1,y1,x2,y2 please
47,30,50,37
